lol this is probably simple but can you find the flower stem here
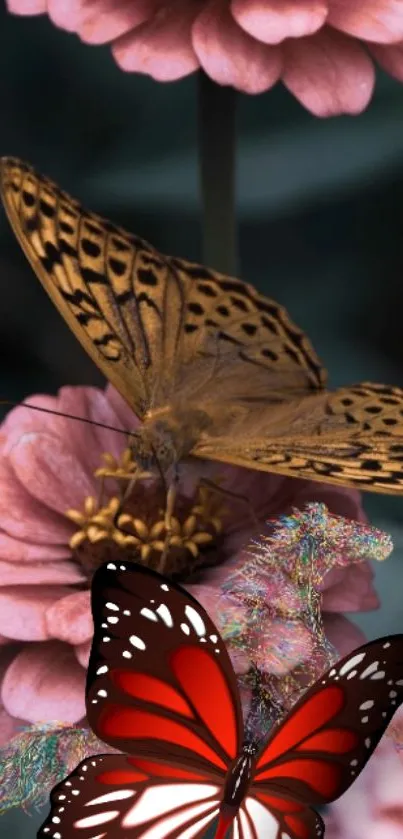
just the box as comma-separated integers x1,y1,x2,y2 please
197,71,238,276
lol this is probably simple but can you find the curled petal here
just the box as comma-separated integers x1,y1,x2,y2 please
328,0,403,44
0,586,71,641
71,0,159,46
283,27,376,116
45,591,93,646
231,0,328,45
6,0,46,12
1,641,86,723
193,0,282,93
75,639,92,669
113,1,199,80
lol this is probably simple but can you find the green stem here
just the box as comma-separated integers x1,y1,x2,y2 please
197,71,238,276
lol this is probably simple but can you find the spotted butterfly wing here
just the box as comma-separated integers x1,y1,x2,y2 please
4,158,403,495
38,562,403,839
251,634,403,804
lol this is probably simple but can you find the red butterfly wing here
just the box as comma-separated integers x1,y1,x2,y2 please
86,561,243,775
37,754,223,839
235,793,324,839
251,635,403,807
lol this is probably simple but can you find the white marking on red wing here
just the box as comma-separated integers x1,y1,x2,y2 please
178,807,220,839
138,800,219,839
130,635,146,651
74,810,120,829
140,608,158,622
243,797,279,838
122,783,220,827
339,653,366,676
85,789,136,806
184,606,206,637
156,604,173,627
238,808,254,839
360,661,379,679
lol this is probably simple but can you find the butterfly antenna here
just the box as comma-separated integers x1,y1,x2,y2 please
0,400,136,438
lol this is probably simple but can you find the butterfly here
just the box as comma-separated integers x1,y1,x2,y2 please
3,156,403,503
37,560,403,839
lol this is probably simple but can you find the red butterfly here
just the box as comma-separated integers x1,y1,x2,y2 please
38,560,403,839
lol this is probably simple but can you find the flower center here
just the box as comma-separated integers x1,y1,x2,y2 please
66,448,226,580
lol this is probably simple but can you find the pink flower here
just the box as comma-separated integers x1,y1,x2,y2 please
7,1,403,115
0,383,375,745
325,734,403,839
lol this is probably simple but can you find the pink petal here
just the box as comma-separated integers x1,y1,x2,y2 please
323,612,367,657
1,641,86,723
193,0,283,93
75,639,92,668
6,0,46,12
0,559,84,586
113,1,199,80
322,561,379,612
231,0,328,45
0,585,71,641
1,393,65,447
369,41,403,80
0,644,25,746
0,531,71,562
46,590,93,645
282,27,376,116
9,431,95,514
0,458,71,543
328,0,403,44
56,386,128,477
65,0,159,45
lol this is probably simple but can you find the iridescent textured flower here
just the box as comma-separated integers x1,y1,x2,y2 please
8,0,403,115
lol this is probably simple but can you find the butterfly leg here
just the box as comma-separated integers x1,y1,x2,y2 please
158,469,180,573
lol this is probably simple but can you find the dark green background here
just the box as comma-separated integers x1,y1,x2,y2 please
1,5,403,834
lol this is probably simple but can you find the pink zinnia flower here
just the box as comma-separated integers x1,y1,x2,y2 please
7,1,403,116
325,734,403,839
0,383,377,745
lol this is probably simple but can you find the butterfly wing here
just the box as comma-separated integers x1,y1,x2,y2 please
235,793,324,839
86,561,243,775
249,635,403,808
194,383,403,494
0,157,326,422
37,754,223,839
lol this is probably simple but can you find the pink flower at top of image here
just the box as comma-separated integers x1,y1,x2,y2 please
0,383,381,746
7,1,403,116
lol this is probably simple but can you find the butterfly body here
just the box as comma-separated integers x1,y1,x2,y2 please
134,407,213,476
4,157,403,498
38,561,403,839
221,749,257,810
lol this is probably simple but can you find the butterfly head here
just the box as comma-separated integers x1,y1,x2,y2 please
131,408,212,478
129,422,179,477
